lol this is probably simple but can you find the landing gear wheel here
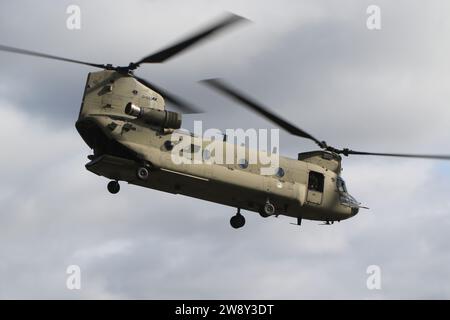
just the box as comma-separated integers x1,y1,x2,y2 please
136,167,149,180
230,214,245,229
107,181,120,194
259,210,271,218
263,201,275,216
230,209,245,229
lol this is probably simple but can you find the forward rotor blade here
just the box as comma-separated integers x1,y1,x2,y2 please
134,75,202,114
134,13,248,65
0,44,106,69
341,149,450,160
201,78,326,148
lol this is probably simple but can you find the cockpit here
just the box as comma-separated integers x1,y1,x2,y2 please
336,176,360,209
337,177,347,194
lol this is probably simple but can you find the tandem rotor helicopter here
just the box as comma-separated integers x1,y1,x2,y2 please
1,13,449,229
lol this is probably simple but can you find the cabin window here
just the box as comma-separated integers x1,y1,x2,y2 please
276,167,285,178
203,149,211,161
164,140,174,151
178,144,201,159
190,144,201,153
238,159,249,169
308,171,324,193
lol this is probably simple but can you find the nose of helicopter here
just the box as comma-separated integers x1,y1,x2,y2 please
351,206,359,216
340,193,360,216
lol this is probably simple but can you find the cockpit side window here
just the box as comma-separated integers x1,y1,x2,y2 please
337,177,347,193
336,176,359,207
308,171,324,193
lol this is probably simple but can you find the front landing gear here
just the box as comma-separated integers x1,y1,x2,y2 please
107,180,120,194
230,208,245,229
259,199,275,218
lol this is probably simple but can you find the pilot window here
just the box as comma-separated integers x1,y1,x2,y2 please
337,177,347,193
308,171,324,193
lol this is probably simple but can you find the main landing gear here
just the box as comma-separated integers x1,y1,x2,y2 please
107,180,120,194
230,208,246,229
107,162,151,194
259,199,275,218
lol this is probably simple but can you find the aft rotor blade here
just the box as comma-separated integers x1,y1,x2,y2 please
341,149,450,160
134,13,248,65
201,78,326,148
134,75,202,114
0,44,106,69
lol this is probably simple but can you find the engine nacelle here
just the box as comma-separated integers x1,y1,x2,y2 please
125,103,182,129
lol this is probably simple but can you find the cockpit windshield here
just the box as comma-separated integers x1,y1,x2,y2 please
337,177,347,194
337,176,360,208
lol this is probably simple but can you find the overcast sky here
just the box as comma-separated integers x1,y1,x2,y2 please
1,0,450,299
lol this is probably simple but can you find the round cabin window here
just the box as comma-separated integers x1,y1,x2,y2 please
203,149,211,161
276,167,285,178
164,140,174,151
239,159,249,169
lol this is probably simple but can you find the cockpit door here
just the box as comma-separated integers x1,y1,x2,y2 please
306,171,324,205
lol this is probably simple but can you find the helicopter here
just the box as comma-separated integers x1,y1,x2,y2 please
1,13,450,229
